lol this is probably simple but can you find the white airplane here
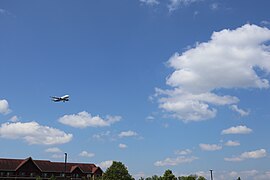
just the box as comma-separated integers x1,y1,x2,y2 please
51,95,69,102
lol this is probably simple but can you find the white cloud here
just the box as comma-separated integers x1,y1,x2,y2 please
175,149,192,155
0,121,73,145
230,170,270,180
254,171,270,180
156,24,270,122
92,131,112,141
118,130,138,138
119,143,128,149
146,115,155,121
230,105,249,116
199,143,222,151
168,0,201,12
225,149,267,162
51,154,64,159
98,160,113,170
0,99,11,114
79,151,95,158
261,20,270,26
10,115,19,122
58,111,121,128
140,0,159,6
231,169,258,176
225,140,240,147
45,147,62,153
156,88,238,122
154,156,198,166
221,125,252,135
0,8,12,16
210,3,219,10
134,172,146,179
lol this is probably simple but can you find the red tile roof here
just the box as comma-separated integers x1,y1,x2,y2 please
0,157,102,174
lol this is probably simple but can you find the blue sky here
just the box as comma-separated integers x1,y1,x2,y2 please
0,0,270,179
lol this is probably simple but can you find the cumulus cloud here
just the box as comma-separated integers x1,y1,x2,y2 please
168,0,201,12
9,115,19,122
225,140,240,146
230,105,249,116
58,111,121,128
140,0,159,6
156,88,238,121
156,24,270,122
175,149,192,155
199,143,222,151
98,160,113,170
154,156,198,166
221,125,252,135
0,121,73,145
118,130,138,138
119,143,128,149
79,151,95,158
45,147,62,153
261,20,270,26
225,149,267,162
0,99,11,114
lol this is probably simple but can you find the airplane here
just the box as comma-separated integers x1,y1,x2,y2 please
51,95,69,102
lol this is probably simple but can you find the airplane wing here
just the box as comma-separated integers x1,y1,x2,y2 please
51,96,61,101
52,99,61,102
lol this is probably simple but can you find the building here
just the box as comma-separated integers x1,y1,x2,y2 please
0,157,103,180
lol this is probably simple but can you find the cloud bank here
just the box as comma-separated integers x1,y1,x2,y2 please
221,125,252,135
225,149,267,162
154,156,198,166
199,143,222,151
156,24,270,122
0,121,72,145
118,130,138,138
58,111,121,128
79,151,95,158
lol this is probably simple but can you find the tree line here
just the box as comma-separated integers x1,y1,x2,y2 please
96,161,207,180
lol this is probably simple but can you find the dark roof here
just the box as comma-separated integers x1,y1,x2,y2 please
0,157,102,174
0,158,22,171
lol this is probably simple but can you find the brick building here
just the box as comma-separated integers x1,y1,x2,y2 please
0,157,103,180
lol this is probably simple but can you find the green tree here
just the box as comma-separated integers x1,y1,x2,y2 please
145,175,162,180
197,176,206,180
102,161,134,180
178,175,197,180
162,169,177,180
237,177,241,180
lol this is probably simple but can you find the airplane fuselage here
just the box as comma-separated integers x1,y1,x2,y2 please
51,95,69,102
